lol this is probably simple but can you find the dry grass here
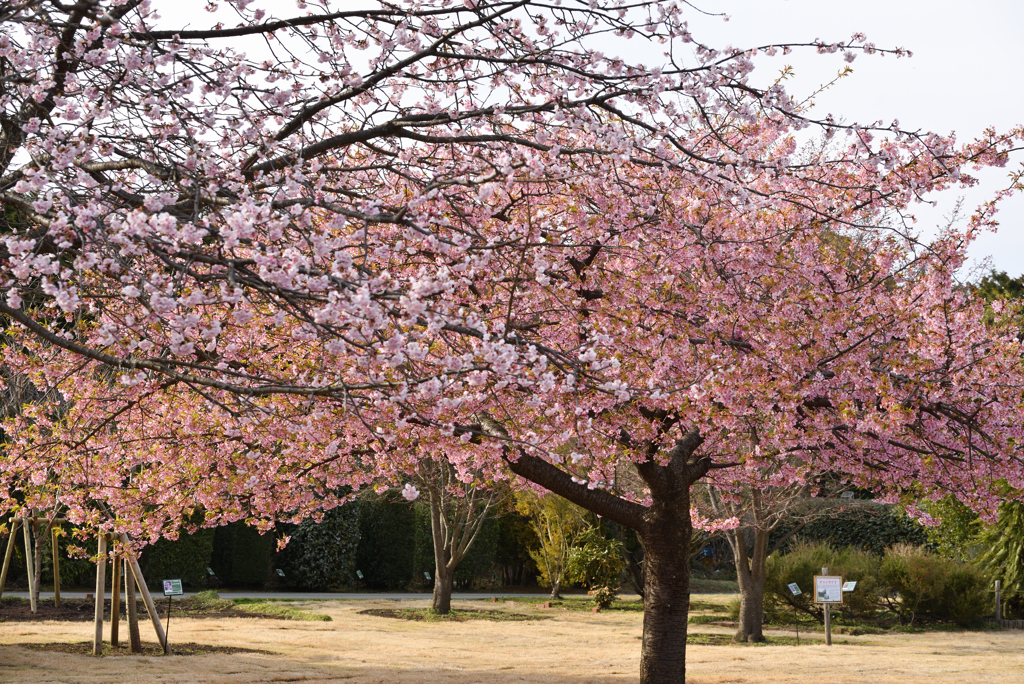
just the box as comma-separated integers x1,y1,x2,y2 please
1,596,1022,683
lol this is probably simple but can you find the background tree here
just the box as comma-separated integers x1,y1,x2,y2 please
410,454,506,614
515,491,591,600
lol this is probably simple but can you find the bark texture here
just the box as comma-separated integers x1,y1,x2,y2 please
481,414,711,684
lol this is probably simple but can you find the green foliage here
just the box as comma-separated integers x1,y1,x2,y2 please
494,512,539,586
765,541,988,627
769,503,929,555
2,523,96,589
276,502,360,591
140,527,215,591
922,496,980,562
877,544,988,626
210,522,275,587
515,491,590,593
975,500,1024,619
565,528,625,608
355,491,416,590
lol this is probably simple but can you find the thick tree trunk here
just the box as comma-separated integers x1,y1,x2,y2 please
432,563,453,614
638,489,694,684
482,415,709,684
549,579,561,601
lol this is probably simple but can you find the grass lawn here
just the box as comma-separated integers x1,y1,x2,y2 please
1,596,1022,683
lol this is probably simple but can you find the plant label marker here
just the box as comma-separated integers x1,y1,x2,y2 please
787,583,802,596
162,579,182,654
815,569,843,646
842,581,857,592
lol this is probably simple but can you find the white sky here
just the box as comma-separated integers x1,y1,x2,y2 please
676,0,1024,278
153,1,1024,277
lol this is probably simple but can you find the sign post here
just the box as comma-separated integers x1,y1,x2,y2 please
814,567,843,646
161,579,183,654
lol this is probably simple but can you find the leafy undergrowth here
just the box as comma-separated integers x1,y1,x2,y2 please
359,607,548,622
19,641,271,657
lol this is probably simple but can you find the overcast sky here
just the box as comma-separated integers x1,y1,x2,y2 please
677,0,1024,278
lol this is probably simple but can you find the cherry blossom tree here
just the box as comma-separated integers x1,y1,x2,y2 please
1,2,1023,682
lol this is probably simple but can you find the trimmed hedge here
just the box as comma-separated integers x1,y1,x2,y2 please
276,502,360,591
140,527,215,590
210,522,275,587
769,503,929,555
355,491,417,589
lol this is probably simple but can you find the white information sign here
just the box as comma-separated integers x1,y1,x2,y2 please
787,583,802,596
814,575,843,604
162,579,183,596
842,581,858,592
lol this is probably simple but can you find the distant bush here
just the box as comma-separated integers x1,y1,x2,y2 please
877,544,988,626
210,522,275,587
765,541,987,627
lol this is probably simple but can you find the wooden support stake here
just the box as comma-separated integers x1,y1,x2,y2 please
125,559,141,653
110,551,121,647
93,534,107,656
52,526,61,608
23,516,36,614
995,580,1002,622
0,519,21,600
120,534,168,654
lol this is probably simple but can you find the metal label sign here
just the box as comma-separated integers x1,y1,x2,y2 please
162,579,183,596
842,581,858,592
788,583,802,596
814,575,843,604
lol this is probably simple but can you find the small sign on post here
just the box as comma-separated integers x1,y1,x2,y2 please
787,583,802,596
842,581,857,593
161,579,182,655
813,575,843,604
423,571,431,581
276,568,286,577
355,570,363,579
815,571,842,647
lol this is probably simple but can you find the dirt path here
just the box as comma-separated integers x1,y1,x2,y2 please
2,598,1022,683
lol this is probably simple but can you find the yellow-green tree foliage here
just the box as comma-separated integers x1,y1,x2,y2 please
514,491,591,594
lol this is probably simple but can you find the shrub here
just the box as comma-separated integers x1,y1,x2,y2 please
769,504,929,555
275,501,360,591
764,541,835,623
355,491,416,590
210,522,275,588
877,544,987,626
565,527,625,608
765,541,987,627
140,527,216,591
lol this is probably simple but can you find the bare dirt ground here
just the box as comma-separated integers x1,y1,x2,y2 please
1,596,1022,683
